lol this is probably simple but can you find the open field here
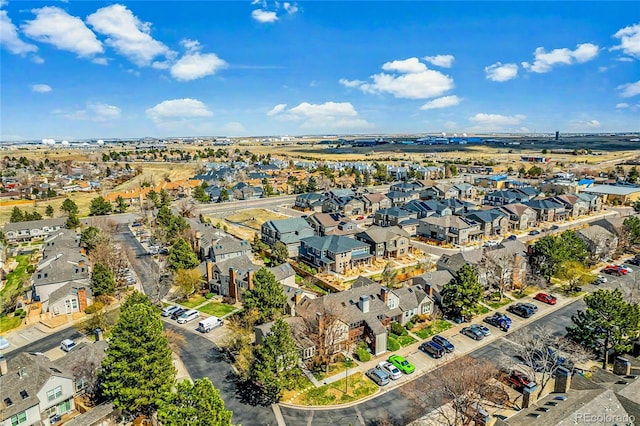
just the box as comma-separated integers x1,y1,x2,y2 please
224,209,289,231
113,162,200,191
0,192,96,224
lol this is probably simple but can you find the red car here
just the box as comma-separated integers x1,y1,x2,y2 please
534,293,557,305
602,265,628,276
506,370,537,390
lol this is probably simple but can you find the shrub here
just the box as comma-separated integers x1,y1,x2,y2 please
391,322,407,336
387,336,400,352
333,353,346,363
405,321,415,330
85,302,104,315
26,265,36,274
13,308,26,318
205,292,215,299
355,342,371,362
410,314,423,324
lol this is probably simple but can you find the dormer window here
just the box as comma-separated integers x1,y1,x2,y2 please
4,397,12,406
20,390,28,399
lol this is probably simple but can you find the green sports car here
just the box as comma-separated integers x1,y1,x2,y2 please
388,354,415,374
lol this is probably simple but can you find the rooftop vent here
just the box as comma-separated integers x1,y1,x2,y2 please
20,390,28,399
4,398,12,406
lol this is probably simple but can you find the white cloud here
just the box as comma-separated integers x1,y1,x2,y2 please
283,2,298,15
31,84,52,93
612,23,640,59
423,54,455,68
570,119,601,129
521,43,599,73
617,56,634,62
484,62,518,82
87,4,172,66
617,80,640,97
270,101,372,130
0,10,39,56
0,0,8,8
252,9,278,23
267,103,287,116
22,6,102,57
382,57,427,73
91,57,108,65
146,98,213,123
419,95,461,110
469,113,526,130
339,78,364,88
65,103,121,122
616,103,629,109
170,40,227,81
347,57,454,100
222,122,246,134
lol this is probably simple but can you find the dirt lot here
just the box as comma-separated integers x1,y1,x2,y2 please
113,163,200,191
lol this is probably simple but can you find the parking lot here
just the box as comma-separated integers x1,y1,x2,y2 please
161,311,231,346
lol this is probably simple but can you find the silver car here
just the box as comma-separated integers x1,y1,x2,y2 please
378,361,402,380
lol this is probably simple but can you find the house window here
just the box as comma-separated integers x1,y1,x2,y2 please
59,399,71,414
11,411,27,426
47,386,62,401
388,299,395,308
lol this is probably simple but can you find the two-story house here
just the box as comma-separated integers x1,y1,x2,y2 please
577,225,618,264
404,200,453,219
305,213,359,237
524,198,569,222
385,191,420,207
358,192,392,214
464,209,510,238
295,192,327,212
3,217,66,243
354,226,412,260
498,203,538,231
373,207,418,227
483,189,537,206
261,218,315,258
299,235,372,274
576,192,603,213
322,189,365,216
551,194,590,218
417,215,482,245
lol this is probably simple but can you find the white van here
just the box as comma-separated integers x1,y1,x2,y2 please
60,339,76,352
196,316,223,333
177,309,199,324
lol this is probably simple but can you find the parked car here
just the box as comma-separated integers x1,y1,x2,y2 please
366,367,390,386
549,224,560,230
378,362,402,380
483,240,499,248
507,303,535,318
388,355,415,374
60,339,76,352
161,305,180,317
432,335,455,353
196,316,224,333
171,308,188,320
419,341,445,359
618,265,633,273
534,293,557,305
529,229,541,236
521,302,538,313
627,257,640,266
506,235,518,241
595,275,607,285
461,326,485,340
602,266,624,276
177,309,200,324
0,336,10,350
505,369,537,391
483,313,512,331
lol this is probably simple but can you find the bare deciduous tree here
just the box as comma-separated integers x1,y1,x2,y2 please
482,250,515,300
303,301,349,374
177,198,198,218
72,358,100,403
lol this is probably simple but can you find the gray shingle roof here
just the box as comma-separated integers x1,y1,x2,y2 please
264,217,314,235
301,235,369,254
213,254,258,276
269,262,295,282
3,217,66,233
355,225,409,244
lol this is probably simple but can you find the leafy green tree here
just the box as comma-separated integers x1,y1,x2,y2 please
441,264,483,320
567,289,640,369
99,292,175,418
527,165,543,177
10,207,24,223
158,378,232,426
159,189,171,207
529,231,589,280
243,267,287,324
65,212,80,229
561,230,589,263
193,185,210,203
263,183,274,197
89,196,113,216
381,261,398,288
167,238,199,271
219,188,229,202
173,268,203,299
91,263,116,296
307,176,318,192
115,195,128,213
45,205,54,217
81,226,101,251
61,198,79,215
25,211,42,221
623,216,640,247
250,319,303,402
271,241,289,265
147,189,160,208
628,166,639,184
555,260,591,293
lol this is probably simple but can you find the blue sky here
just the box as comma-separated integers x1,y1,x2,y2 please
1,1,639,140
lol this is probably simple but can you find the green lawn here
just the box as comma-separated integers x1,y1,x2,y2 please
312,360,356,381
300,373,378,406
414,319,452,339
396,334,417,347
512,287,536,299
2,255,31,298
0,315,22,334
198,301,236,317
485,297,513,310
181,295,207,308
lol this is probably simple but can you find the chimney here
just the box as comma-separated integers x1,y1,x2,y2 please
0,355,7,376
554,366,572,393
78,259,86,267
77,288,87,312
94,328,104,341
359,295,370,313
613,357,631,376
247,270,255,291
228,268,237,302
294,290,303,305
380,288,389,305
521,385,537,409
206,262,214,283
195,231,202,253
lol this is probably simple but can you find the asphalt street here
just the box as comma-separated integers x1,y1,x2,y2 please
2,327,84,360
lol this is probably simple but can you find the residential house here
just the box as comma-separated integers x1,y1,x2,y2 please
355,226,412,260
389,181,424,193
261,218,315,258
442,198,475,215
418,215,482,245
52,340,108,396
305,213,359,237
576,192,603,213
577,225,618,263
412,269,454,304
322,189,365,216
206,254,258,297
421,184,459,200
3,217,66,243
295,192,327,212
299,235,372,274
358,192,392,214
464,209,509,238
498,203,538,231
198,235,251,263
47,283,91,317
551,194,590,218
524,198,569,222
453,182,479,200
231,182,263,200
373,207,418,227
296,277,434,355
475,175,509,189
482,240,529,289
0,352,76,426
254,317,320,360
31,230,91,312
484,188,538,206
404,200,453,219
385,191,420,207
